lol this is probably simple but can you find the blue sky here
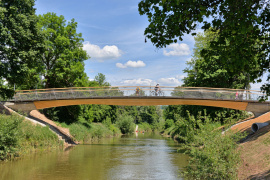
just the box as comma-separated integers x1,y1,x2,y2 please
34,0,266,89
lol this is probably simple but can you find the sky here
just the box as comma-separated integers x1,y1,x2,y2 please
34,0,266,89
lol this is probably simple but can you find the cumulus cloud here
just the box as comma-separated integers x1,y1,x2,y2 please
116,60,146,68
158,77,182,86
163,43,190,56
121,78,154,86
83,41,122,61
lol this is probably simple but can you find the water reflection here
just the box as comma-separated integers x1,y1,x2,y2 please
0,134,188,180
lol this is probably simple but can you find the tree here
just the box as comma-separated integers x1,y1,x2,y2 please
183,29,256,89
167,30,254,121
94,73,110,86
38,12,89,88
138,0,270,94
0,0,43,99
38,13,90,123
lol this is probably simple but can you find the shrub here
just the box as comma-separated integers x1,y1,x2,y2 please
179,113,245,179
165,119,175,129
138,122,152,132
116,115,135,134
68,123,91,142
182,129,243,180
0,114,22,160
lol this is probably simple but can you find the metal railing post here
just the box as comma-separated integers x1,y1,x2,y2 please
52,89,56,99
70,88,75,99
35,90,38,100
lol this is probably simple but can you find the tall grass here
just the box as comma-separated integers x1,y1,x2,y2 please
19,121,61,152
61,122,121,144
0,114,62,161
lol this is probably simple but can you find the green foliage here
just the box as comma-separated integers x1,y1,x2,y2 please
138,122,152,132
37,12,89,88
94,73,110,86
163,110,245,179
182,125,243,180
116,115,135,134
68,123,91,142
0,114,22,160
164,119,174,129
0,114,61,161
19,121,60,150
183,29,254,89
139,0,270,94
66,122,120,143
0,0,44,98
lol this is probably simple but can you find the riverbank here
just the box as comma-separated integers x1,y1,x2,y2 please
238,124,270,179
0,113,62,161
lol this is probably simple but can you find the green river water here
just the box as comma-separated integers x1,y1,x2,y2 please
0,133,188,180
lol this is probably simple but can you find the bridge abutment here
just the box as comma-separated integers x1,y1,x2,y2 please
246,102,270,117
3,102,37,114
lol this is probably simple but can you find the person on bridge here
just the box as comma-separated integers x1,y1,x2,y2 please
136,87,140,96
154,83,160,96
235,91,239,100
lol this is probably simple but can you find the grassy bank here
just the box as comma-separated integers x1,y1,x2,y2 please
0,114,62,161
162,111,249,179
57,114,164,144
59,122,122,144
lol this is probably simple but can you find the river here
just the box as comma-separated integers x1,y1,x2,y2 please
0,133,188,180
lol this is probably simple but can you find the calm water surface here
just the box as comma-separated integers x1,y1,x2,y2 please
0,134,188,180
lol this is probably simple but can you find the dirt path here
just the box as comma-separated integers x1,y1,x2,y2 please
228,112,270,179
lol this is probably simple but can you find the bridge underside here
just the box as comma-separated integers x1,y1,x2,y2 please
35,98,249,110
5,98,270,117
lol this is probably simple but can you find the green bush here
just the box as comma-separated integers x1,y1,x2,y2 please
68,123,91,142
0,114,61,161
108,124,121,135
138,122,152,132
177,112,244,179
165,119,175,129
182,129,243,180
116,115,135,134
0,114,22,160
68,122,120,143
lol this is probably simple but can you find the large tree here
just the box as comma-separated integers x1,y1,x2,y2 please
38,13,90,123
38,12,89,88
0,0,43,99
138,0,270,94
183,29,255,89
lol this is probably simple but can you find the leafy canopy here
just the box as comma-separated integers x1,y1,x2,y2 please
0,0,43,98
139,0,270,93
38,12,89,88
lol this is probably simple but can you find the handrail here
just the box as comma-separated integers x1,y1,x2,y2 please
9,86,265,102
14,86,262,93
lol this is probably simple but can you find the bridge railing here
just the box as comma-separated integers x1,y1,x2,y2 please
9,86,264,102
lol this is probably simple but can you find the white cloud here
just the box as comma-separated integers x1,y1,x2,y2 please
116,63,127,68
83,41,122,61
116,60,146,68
175,75,186,80
158,77,183,86
121,78,154,86
163,43,190,56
